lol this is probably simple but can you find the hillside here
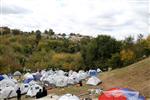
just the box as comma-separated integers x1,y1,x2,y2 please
9,58,150,100
33,58,150,99
100,57,150,98
1,27,150,74
0,34,86,73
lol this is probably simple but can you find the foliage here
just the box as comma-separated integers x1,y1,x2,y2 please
12,29,22,35
108,53,122,69
38,39,80,53
35,30,41,45
81,35,121,70
25,49,54,70
120,49,136,66
0,27,11,35
44,29,55,36
50,53,84,71
0,27,150,73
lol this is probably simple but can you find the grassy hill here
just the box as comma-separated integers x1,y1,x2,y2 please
100,57,150,98
1,29,150,73
0,34,86,73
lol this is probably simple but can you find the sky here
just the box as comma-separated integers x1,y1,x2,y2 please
0,0,150,39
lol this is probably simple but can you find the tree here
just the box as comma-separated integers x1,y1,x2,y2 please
44,30,48,34
0,27,10,35
137,34,143,42
120,49,136,66
134,35,146,59
108,53,122,69
70,33,76,36
95,35,121,60
123,36,134,49
48,29,55,36
62,33,66,38
138,35,150,57
81,40,97,69
81,35,121,70
35,30,41,45
12,29,22,35
30,31,35,34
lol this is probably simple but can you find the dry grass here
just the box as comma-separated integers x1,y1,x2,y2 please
99,57,150,98
47,81,101,98
10,57,150,99
43,57,150,99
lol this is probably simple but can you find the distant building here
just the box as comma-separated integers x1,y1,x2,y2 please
69,34,93,42
41,32,93,41
69,35,83,42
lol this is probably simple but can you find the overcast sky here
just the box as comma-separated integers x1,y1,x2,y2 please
0,0,150,39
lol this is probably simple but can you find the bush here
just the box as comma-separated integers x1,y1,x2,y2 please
108,53,122,69
51,53,85,71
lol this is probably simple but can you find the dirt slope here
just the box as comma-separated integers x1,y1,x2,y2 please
100,57,150,98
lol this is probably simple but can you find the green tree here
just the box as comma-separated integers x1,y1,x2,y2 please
62,33,66,38
12,29,22,35
108,53,122,69
0,27,11,35
44,30,49,34
123,36,134,49
35,30,41,45
48,29,55,36
81,35,121,70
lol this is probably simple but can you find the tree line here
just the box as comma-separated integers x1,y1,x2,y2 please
0,27,150,73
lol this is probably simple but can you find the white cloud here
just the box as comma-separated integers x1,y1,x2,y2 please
0,0,149,39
